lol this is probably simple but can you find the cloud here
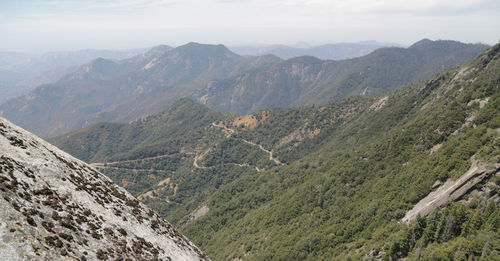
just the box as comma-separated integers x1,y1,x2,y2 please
85,0,179,9
0,0,498,52
362,0,500,16
39,0,179,9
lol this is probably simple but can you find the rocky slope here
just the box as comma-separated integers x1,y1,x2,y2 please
0,117,208,260
403,156,499,223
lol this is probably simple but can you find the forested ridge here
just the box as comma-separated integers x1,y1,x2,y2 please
1,40,487,137
51,43,500,260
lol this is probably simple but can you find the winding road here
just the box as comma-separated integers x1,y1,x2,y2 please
212,122,284,165
91,121,284,174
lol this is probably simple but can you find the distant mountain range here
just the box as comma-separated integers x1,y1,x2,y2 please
0,39,488,137
229,41,399,60
0,47,153,102
196,39,489,114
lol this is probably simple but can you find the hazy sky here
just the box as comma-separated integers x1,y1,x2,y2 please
1,0,499,52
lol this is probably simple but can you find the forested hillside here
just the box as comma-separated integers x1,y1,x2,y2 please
51,43,499,260
51,96,373,226
181,43,500,260
195,39,489,114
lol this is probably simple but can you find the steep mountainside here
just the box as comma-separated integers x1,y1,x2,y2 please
183,44,500,260
196,40,489,114
1,40,487,138
51,98,224,163
51,97,372,225
51,43,499,260
0,117,208,260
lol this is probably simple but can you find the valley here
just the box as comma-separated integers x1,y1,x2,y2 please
2,1,499,260
50,43,500,260
1,40,498,260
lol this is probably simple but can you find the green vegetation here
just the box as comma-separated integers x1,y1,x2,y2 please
200,138,275,169
50,44,500,260
387,198,499,260
51,92,372,227
180,44,500,260
51,98,224,163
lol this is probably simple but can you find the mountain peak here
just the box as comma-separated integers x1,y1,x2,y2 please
157,98,215,119
477,42,500,65
172,97,198,106
285,55,323,64
62,57,119,82
175,42,238,57
410,38,433,47
90,57,115,66
408,38,489,50
147,44,172,55
0,117,209,260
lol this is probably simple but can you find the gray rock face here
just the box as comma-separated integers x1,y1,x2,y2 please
0,117,209,260
402,156,500,224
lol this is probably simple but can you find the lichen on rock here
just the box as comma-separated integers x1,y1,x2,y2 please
0,117,209,260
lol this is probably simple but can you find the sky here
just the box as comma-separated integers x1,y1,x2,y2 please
0,0,499,52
